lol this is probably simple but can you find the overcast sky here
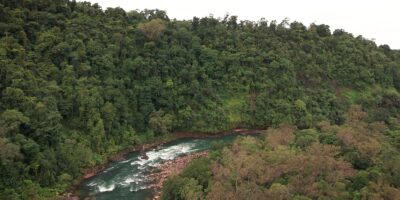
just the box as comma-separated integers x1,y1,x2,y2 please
78,0,400,49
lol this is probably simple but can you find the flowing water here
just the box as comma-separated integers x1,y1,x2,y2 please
77,134,246,200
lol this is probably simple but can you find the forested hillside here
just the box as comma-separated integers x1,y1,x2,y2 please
162,106,400,199
0,0,400,199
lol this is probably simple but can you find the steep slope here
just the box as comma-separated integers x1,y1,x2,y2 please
0,0,399,198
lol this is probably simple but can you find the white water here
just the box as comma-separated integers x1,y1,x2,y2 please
79,134,243,199
130,141,199,168
85,140,203,194
98,184,116,192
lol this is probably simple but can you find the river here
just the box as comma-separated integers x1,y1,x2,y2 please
76,134,245,200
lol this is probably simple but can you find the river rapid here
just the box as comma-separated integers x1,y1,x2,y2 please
76,134,244,199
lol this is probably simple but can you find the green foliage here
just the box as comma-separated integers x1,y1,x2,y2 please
163,107,400,200
350,171,369,191
344,89,362,104
223,95,247,128
162,176,203,200
180,158,212,189
294,129,318,149
1,0,400,198
57,138,93,177
161,158,211,200
149,110,173,135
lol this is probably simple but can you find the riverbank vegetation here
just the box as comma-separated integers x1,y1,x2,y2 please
1,0,400,199
162,106,400,199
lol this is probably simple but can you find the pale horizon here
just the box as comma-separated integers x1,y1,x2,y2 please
77,0,400,50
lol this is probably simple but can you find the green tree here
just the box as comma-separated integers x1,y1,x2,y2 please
149,110,173,135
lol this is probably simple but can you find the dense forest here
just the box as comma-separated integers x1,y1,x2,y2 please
162,106,400,199
0,0,399,199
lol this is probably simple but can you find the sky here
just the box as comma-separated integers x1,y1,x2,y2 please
78,0,400,49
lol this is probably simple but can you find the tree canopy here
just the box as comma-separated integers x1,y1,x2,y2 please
163,106,400,200
0,0,400,199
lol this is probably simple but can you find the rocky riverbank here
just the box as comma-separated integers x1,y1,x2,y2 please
79,129,262,181
62,129,263,199
149,151,209,200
